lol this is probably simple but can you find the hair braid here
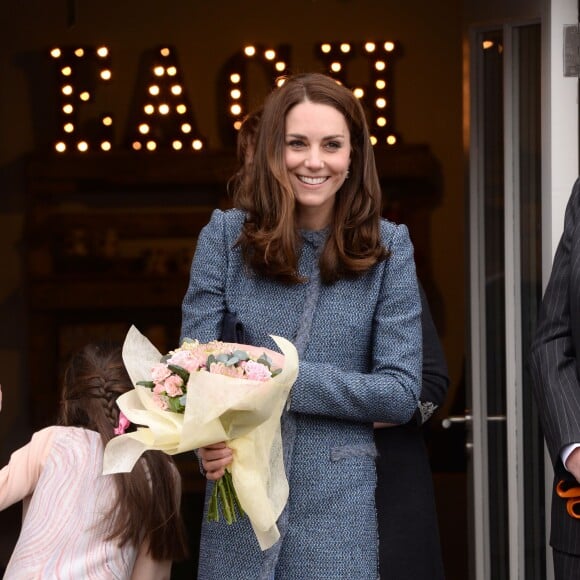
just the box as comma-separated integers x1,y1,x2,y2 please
100,377,118,429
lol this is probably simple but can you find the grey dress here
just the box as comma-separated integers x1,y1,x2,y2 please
181,208,422,580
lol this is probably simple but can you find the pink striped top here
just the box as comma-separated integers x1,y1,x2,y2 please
0,426,172,579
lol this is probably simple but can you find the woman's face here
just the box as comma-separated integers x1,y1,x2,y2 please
284,101,351,230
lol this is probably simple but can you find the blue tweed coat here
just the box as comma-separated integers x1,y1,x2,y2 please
181,209,422,580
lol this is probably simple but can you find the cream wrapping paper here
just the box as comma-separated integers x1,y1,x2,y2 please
102,325,299,550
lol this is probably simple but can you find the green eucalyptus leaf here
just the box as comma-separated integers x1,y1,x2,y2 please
136,380,155,389
257,354,272,368
225,355,240,367
167,364,189,383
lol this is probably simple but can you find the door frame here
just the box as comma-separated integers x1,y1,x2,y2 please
468,21,530,579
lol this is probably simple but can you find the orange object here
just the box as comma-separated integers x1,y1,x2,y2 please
557,479,580,519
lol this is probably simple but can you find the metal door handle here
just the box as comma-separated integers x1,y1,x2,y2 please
441,413,506,429
442,414,472,429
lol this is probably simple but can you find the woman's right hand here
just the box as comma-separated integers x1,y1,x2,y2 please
198,442,233,481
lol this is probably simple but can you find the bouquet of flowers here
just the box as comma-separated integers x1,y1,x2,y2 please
103,325,299,550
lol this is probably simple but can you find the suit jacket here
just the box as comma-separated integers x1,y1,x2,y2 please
531,177,580,554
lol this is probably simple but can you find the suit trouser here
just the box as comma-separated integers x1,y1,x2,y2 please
554,549,580,579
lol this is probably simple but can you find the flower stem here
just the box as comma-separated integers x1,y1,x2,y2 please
207,481,219,522
224,469,245,518
206,471,245,525
218,476,234,524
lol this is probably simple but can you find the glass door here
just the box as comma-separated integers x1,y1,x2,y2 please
466,21,544,579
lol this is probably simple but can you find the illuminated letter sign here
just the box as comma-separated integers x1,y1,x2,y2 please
125,46,205,153
50,45,114,153
317,41,399,147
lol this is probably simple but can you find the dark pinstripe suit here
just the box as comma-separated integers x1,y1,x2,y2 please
531,178,580,573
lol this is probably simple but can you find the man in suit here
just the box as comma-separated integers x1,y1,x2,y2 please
531,177,580,578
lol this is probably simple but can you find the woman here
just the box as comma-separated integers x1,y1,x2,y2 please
181,72,422,579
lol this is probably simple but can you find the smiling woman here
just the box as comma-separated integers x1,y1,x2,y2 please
284,101,351,230
181,72,424,580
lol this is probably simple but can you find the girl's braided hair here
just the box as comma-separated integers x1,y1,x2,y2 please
59,341,188,561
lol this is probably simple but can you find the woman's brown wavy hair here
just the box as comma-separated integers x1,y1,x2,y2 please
58,341,188,562
234,72,389,285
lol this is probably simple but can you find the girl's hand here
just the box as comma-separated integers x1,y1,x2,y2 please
198,442,233,481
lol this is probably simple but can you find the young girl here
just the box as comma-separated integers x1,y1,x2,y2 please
0,341,188,579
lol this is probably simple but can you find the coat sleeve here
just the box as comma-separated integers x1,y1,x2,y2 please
289,224,422,424
413,282,449,425
0,427,55,511
530,178,580,467
181,209,229,344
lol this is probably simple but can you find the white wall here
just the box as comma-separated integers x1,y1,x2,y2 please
543,0,579,263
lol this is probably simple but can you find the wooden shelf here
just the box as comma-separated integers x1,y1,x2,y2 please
26,150,239,195
28,278,189,310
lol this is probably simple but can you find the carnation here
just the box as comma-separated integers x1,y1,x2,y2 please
209,362,245,379
152,393,169,410
168,350,206,373
163,374,185,397
151,363,172,383
243,360,273,381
